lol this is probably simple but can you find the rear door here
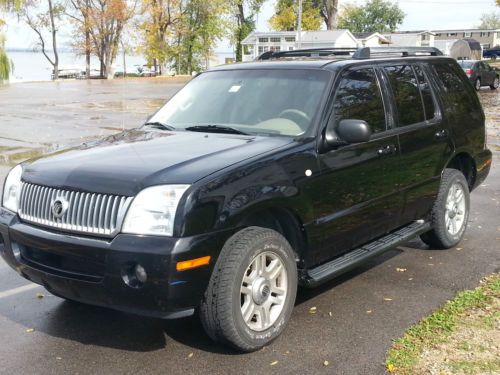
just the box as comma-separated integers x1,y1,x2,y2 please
381,63,453,225
310,67,402,265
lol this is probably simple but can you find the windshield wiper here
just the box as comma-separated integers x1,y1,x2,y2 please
143,121,176,131
185,125,249,135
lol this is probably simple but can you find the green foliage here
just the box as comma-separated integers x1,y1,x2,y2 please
269,0,322,31
0,34,11,81
386,273,500,374
478,12,500,29
337,0,405,33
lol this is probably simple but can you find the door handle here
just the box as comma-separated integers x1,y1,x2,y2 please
435,129,449,140
377,144,397,156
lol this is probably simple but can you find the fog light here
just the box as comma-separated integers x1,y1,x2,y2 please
135,264,147,283
121,263,147,289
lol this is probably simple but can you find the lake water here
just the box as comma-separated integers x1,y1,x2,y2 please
6,50,233,82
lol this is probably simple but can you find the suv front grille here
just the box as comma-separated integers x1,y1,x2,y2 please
18,182,133,237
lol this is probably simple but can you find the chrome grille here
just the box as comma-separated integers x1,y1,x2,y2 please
18,182,133,237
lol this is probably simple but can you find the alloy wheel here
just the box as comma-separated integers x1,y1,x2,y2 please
240,251,288,332
445,183,466,236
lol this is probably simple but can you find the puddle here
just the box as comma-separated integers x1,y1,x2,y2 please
58,98,166,115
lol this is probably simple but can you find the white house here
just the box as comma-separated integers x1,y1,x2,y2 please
353,32,391,47
241,30,359,61
383,31,436,47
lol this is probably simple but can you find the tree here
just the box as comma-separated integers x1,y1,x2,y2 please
231,0,265,62
20,0,63,79
269,0,322,31
67,0,92,79
316,0,338,30
478,13,500,29
337,0,404,33
0,28,11,82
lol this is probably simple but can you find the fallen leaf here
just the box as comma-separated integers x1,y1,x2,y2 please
56,357,62,360
408,278,413,281
366,310,372,314
429,257,433,259
270,361,279,366
387,363,395,373
428,263,434,266
284,351,290,355
187,353,193,359
456,248,462,251
309,306,317,314
36,293,45,299
26,328,34,333
323,360,329,366
383,298,393,301
396,267,407,272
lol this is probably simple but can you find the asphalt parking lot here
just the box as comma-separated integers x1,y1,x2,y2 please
0,79,499,375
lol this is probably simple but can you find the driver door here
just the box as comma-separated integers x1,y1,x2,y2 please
309,67,402,265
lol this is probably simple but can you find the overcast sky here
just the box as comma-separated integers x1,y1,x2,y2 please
3,0,499,50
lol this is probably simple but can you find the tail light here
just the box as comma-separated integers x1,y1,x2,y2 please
465,69,474,76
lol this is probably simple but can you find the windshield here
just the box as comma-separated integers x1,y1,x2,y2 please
458,60,475,68
149,69,331,137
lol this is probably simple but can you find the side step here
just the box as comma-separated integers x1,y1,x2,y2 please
303,220,431,288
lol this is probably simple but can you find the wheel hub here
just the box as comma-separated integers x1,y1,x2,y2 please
252,278,271,305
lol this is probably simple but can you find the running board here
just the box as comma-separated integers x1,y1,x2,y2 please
303,221,431,288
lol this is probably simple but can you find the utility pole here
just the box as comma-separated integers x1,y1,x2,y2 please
297,0,302,48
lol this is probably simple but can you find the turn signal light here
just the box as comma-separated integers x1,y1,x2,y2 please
176,256,211,271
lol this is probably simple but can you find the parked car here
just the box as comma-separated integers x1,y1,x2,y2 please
483,46,500,60
458,59,499,91
1,47,492,352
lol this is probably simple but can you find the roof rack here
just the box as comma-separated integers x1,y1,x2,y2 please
257,46,443,61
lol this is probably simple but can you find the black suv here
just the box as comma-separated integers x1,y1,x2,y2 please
0,47,492,352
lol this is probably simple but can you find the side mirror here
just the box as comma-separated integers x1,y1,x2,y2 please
336,119,372,144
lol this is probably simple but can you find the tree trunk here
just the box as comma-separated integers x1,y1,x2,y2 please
235,3,245,62
85,0,90,79
48,0,59,79
322,0,339,30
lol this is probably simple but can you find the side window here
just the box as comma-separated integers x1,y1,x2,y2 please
414,65,436,120
432,63,479,111
383,65,425,126
333,68,386,134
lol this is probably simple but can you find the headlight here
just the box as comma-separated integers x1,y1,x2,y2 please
2,164,23,213
122,185,190,236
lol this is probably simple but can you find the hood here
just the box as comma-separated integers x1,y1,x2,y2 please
22,129,293,196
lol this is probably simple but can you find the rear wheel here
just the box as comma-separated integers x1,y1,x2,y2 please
475,78,481,91
421,169,470,249
490,76,499,90
200,227,297,352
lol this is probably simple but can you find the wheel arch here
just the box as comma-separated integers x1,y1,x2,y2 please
238,207,308,267
445,152,476,191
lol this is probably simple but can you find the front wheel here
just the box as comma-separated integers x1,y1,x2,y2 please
421,169,470,249
490,76,499,90
200,227,297,352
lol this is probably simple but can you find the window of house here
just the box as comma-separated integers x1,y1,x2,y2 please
413,65,436,121
270,46,281,52
258,46,264,54
288,46,294,51
258,37,268,43
447,33,457,37
464,32,472,38
270,37,281,43
333,68,387,134
435,33,441,37
383,65,425,126
421,34,427,41
285,37,296,42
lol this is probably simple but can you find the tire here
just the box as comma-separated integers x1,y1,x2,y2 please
421,169,470,249
490,76,499,90
200,226,298,352
475,78,481,91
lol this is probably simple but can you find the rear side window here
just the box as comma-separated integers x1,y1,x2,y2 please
414,65,436,120
333,68,386,134
432,63,479,110
383,65,425,126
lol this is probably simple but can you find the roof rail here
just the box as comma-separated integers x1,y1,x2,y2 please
353,47,443,59
257,46,443,61
257,48,359,60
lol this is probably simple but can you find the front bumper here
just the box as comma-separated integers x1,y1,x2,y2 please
0,208,230,319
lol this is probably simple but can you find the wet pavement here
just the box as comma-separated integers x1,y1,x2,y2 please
0,79,499,375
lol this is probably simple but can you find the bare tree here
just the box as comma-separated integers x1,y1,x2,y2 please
67,0,92,78
22,0,62,79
